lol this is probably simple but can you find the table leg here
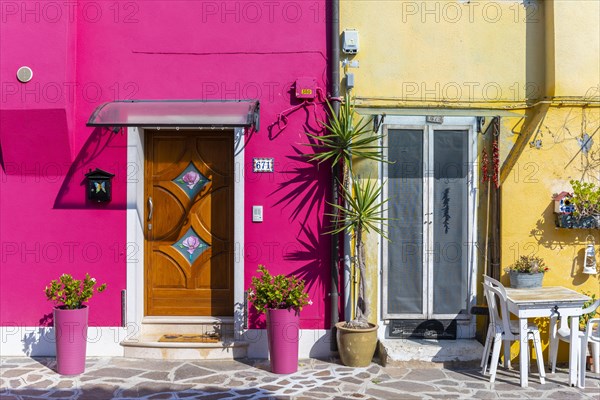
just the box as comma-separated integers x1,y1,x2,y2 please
519,318,529,388
569,315,580,387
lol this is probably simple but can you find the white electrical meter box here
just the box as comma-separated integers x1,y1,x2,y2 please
342,29,359,54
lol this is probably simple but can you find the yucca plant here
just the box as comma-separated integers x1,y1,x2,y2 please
327,177,389,328
305,93,384,191
305,94,390,329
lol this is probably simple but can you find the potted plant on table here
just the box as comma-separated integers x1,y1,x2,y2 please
505,255,549,289
45,273,106,375
247,265,311,374
305,94,389,367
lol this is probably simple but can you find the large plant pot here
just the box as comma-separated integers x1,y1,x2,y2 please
266,308,300,374
509,271,544,289
54,306,88,375
335,321,378,367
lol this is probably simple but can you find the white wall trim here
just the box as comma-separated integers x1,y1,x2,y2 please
233,128,246,336
244,329,332,359
0,327,128,357
126,127,246,335
126,127,145,337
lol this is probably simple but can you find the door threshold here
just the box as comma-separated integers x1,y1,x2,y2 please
142,316,234,324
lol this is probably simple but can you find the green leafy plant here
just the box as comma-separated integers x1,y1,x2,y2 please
247,265,311,314
505,255,549,274
580,292,599,330
304,94,391,330
305,93,385,191
570,180,600,218
45,273,107,310
328,177,389,328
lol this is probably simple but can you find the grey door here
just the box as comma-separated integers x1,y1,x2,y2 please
383,123,473,320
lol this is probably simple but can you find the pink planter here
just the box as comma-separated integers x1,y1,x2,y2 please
53,306,88,375
266,308,300,374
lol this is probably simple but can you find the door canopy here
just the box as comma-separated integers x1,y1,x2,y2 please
87,100,260,131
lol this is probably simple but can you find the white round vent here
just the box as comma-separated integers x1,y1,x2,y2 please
17,66,33,83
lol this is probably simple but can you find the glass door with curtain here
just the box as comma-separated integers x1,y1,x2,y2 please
382,117,476,322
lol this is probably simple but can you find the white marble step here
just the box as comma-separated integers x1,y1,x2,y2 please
379,338,484,366
139,316,235,338
120,316,247,360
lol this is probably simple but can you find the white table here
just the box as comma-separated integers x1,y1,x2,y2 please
504,286,590,388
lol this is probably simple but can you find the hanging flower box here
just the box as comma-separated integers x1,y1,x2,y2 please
553,181,600,229
555,214,600,229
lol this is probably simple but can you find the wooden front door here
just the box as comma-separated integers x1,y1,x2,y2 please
145,130,234,316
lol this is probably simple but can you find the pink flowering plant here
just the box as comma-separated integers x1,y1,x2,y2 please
505,255,549,274
45,273,107,310
247,265,311,313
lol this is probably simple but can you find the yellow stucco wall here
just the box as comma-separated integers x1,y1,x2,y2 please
501,106,600,360
341,0,600,358
341,0,545,105
547,0,600,96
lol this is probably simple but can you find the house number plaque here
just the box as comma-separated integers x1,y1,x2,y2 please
426,115,444,124
253,158,274,173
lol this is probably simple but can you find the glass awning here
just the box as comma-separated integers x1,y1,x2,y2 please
87,100,260,131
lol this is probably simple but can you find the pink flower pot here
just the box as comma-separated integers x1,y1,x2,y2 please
266,308,300,374
53,306,88,375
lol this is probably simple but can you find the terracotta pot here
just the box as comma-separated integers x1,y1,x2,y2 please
335,321,378,367
54,306,88,375
266,308,300,374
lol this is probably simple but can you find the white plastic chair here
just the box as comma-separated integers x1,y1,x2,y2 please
481,276,513,372
483,284,546,384
548,299,600,388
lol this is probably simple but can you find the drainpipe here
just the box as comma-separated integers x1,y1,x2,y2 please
329,0,340,352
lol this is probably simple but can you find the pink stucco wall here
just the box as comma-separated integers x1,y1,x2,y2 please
1,1,330,329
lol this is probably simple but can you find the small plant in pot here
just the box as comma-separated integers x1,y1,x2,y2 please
247,265,311,374
45,273,106,375
505,255,549,289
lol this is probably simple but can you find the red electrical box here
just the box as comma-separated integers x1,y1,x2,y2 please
295,77,317,100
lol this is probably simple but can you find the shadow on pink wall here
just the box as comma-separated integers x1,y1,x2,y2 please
53,127,126,210
0,109,71,175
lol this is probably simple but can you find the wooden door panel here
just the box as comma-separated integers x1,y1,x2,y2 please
153,138,187,173
151,186,187,239
195,137,231,175
194,186,231,241
145,130,234,316
151,255,187,288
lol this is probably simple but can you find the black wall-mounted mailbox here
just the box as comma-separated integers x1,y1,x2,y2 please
85,168,114,203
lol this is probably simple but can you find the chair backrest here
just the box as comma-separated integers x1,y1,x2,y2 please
484,284,513,337
582,299,600,316
483,275,507,326
483,283,501,328
558,299,600,333
583,299,600,336
483,275,507,298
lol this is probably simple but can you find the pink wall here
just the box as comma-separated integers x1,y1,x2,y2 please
1,1,330,329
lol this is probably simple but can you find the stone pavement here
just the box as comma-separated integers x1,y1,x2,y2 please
1,357,599,399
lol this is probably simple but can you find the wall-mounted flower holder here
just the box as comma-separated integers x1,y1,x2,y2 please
552,191,599,229
85,168,114,203
555,214,600,229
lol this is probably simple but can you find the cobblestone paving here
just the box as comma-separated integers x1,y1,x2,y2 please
1,357,598,399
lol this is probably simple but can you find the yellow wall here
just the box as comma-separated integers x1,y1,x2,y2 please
341,0,545,106
547,0,600,96
341,0,600,356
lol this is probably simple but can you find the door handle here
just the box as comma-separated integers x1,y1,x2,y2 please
148,197,153,220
